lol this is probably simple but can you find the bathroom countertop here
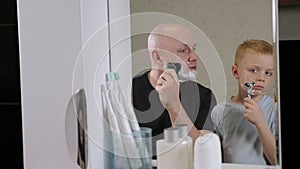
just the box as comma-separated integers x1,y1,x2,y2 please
152,160,280,169
222,163,280,169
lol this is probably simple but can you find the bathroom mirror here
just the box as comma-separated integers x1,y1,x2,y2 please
128,0,281,168
69,0,280,168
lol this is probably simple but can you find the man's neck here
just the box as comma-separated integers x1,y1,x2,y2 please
148,69,163,88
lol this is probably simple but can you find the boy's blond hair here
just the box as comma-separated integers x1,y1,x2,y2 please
234,39,273,65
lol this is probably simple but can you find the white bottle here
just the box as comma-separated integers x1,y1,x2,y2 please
156,127,189,169
194,132,222,169
175,124,193,169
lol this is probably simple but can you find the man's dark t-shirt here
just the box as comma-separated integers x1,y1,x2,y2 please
132,70,217,158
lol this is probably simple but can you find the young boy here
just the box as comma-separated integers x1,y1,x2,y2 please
211,39,278,165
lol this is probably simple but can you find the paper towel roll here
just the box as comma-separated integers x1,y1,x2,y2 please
194,132,222,169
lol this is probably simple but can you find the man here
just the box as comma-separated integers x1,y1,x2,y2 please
132,23,216,158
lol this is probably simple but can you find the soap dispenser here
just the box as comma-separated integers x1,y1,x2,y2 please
175,124,193,169
194,132,222,169
156,127,189,169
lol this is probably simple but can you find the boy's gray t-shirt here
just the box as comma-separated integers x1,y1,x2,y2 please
211,95,278,165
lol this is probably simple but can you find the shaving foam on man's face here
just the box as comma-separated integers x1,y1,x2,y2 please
163,62,197,82
160,44,198,82
177,62,197,82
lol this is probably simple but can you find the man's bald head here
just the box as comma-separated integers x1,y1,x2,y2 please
148,23,195,51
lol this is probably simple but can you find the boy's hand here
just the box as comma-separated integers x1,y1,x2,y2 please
243,97,266,125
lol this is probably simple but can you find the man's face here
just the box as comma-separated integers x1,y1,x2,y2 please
159,36,198,77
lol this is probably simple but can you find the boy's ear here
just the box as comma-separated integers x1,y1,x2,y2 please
232,64,239,79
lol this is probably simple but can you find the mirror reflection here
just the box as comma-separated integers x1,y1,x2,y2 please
129,0,280,167
65,88,88,169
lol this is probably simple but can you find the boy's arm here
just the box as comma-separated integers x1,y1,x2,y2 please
244,97,276,165
256,119,276,165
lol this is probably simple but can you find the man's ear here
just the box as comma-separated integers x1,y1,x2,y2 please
232,64,239,79
151,50,163,65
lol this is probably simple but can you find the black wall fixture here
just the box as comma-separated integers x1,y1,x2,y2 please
0,1,23,169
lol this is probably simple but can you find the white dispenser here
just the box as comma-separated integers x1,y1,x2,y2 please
175,124,193,169
156,127,189,169
194,132,222,169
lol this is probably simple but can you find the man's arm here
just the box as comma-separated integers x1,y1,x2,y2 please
155,69,211,142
